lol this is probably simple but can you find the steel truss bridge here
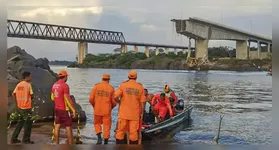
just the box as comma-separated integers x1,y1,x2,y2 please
7,20,191,49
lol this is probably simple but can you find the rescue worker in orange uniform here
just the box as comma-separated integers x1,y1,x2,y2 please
151,93,173,122
89,74,116,145
51,70,76,145
114,70,145,144
10,71,34,144
164,85,178,115
119,89,153,145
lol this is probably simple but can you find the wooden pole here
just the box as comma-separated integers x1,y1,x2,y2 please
214,114,224,145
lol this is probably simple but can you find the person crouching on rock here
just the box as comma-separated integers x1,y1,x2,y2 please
51,70,76,145
89,74,116,145
10,71,34,144
151,93,174,123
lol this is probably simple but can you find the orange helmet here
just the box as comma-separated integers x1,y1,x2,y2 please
128,70,137,79
164,85,170,93
58,70,68,77
102,74,110,80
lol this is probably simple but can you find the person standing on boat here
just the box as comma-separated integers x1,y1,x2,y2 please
89,74,116,145
151,93,174,122
114,70,145,144
51,70,76,145
164,85,178,114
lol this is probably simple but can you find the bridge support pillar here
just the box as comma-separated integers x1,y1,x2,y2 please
187,39,192,59
182,49,186,54
236,40,248,59
134,45,138,53
121,44,127,54
164,48,169,54
195,39,208,60
155,48,159,55
257,41,261,59
259,42,271,59
174,48,178,55
77,42,88,64
145,46,149,57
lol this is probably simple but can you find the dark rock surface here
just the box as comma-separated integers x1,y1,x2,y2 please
7,46,86,122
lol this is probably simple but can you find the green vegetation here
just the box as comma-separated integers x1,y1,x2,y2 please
68,46,272,71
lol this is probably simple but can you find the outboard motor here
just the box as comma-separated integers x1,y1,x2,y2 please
175,99,184,111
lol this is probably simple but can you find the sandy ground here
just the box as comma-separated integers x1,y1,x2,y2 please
7,122,116,145
7,122,54,145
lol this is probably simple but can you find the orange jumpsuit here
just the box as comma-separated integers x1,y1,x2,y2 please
151,94,173,119
89,81,116,140
114,79,145,142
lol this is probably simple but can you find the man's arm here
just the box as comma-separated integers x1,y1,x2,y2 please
147,94,154,105
12,85,18,108
64,85,76,114
171,92,178,105
29,84,34,108
166,97,174,117
140,87,146,120
114,85,123,102
89,86,97,107
111,87,117,108
50,86,54,101
151,95,157,106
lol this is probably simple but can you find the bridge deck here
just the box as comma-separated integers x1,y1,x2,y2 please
188,17,272,42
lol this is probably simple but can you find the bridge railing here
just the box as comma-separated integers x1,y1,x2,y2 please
7,20,126,44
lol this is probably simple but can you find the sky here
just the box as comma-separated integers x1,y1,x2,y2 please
7,0,272,61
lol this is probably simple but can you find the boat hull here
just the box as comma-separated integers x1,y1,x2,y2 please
141,105,194,141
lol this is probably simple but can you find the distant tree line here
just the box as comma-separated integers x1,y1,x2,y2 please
49,60,75,66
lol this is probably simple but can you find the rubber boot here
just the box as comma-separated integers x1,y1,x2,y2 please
104,139,108,144
123,134,128,144
96,133,103,145
129,140,138,144
116,139,126,145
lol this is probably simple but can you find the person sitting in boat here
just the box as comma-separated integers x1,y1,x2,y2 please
142,89,155,124
163,85,178,114
143,89,154,112
151,93,174,123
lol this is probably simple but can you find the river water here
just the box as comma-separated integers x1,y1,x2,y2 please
50,66,272,145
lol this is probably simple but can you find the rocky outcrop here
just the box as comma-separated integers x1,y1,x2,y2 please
7,46,86,122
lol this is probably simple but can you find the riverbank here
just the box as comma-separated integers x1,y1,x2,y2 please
7,122,92,145
68,52,272,72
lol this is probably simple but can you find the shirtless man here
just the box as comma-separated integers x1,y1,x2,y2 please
143,89,154,112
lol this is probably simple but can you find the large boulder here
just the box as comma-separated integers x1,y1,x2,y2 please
7,46,86,122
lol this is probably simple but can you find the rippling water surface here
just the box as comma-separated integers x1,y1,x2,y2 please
50,66,272,145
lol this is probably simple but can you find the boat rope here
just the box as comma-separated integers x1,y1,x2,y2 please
51,118,55,144
75,113,83,144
